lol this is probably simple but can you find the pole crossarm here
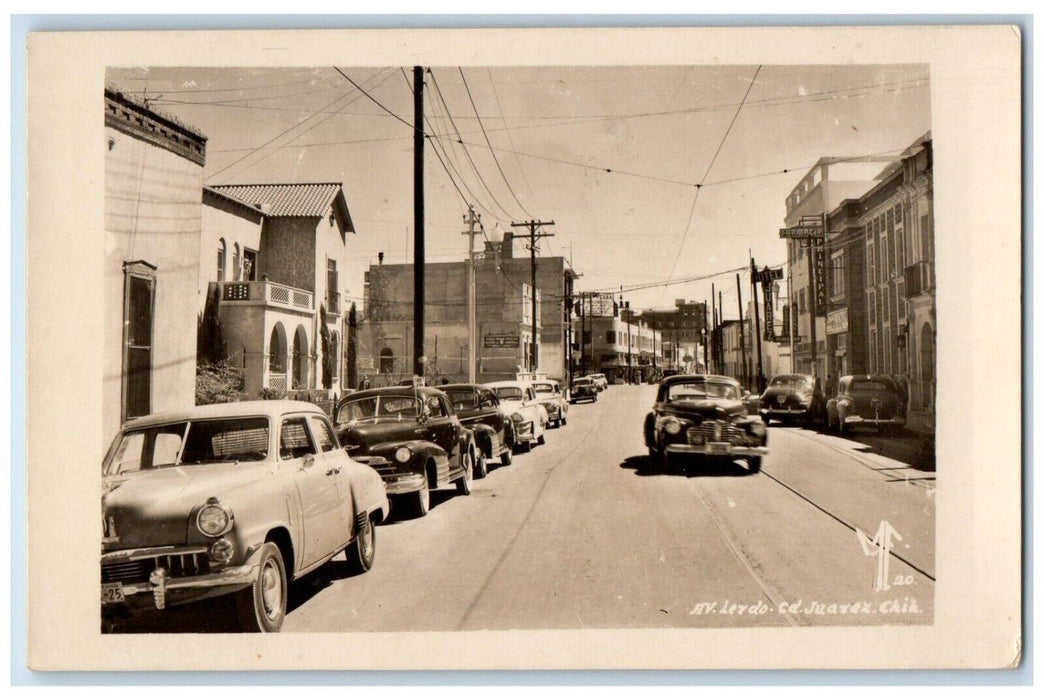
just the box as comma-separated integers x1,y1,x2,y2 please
512,220,555,372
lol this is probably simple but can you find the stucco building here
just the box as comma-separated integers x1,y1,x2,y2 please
579,315,664,383
104,86,207,439
205,182,356,398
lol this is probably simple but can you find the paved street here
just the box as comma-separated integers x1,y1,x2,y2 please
274,385,934,631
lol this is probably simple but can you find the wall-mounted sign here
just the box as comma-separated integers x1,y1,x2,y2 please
814,247,827,309
779,226,824,241
826,308,849,335
484,333,520,349
762,281,775,340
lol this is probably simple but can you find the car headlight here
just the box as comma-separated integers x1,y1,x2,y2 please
511,412,524,422
209,537,235,564
664,418,682,435
838,398,853,408
749,422,767,437
394,446,412,463
196,499,234,538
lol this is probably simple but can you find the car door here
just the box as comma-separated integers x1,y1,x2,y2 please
307,414,354,549
423,394,462,465
282,415,343,569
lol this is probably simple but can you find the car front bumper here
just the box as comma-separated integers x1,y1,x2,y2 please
665,444,769,457
101,545,260,611
761,407,812,417
842,415,906,427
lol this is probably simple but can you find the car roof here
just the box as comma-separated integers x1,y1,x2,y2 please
661,374,740,387
440,383,489,392
340,386,446,404
769,373,814,381
486,380,527,389
121,400,324,430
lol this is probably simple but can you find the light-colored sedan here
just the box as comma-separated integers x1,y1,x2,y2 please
487,380,549,452
532,379,569,428
101,400,389,633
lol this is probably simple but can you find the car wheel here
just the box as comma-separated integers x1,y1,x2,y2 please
499,446,513,466
234,541,286,633
838,418,847,436
537,432,546,446
474,451,488,479
514,440,532,454
345,511,376,574
747,456,762,473
456,449,474,495
414,486,430,517
561,415,567,426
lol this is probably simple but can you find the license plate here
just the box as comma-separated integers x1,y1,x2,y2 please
707,442,731,455
101,582,125,604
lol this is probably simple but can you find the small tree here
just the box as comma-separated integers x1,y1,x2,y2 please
320,304,333,390
346,303,358,389
196,361,245,405
197,284,226,365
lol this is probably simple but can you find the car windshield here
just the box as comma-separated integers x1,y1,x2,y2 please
574,379,592,386
769,375,813,390
337,395,421,423
104,417,271,476
495,387,524,401
849,379,895,394
533,383,554,395
666,381,740,401
445,391,478,409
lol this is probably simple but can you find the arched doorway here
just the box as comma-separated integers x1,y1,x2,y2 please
268,323,287,392
919,323,935,410
292,325,309,390
330,331,340,383
379,347,394,374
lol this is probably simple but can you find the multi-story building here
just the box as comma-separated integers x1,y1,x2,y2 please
104,86,207,439
635,299,708,374
205,182,356,398
579,315,663,383
357,234,577,386
783,156,895,379
720,319,755,386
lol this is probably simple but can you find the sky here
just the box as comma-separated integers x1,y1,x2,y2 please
107,64,931,318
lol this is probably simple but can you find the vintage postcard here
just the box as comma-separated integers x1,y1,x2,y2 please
24,25,1021,670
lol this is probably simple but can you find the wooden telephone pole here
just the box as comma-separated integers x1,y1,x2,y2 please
511,220,554,372
462,205,481,382
412,66,426,379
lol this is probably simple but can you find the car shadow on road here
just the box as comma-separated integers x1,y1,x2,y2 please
821,429,936,472
620,455,754,478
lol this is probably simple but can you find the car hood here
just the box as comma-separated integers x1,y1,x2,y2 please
498,400,529,415
102,461,271,550
663,399,746,421
760,387,811,406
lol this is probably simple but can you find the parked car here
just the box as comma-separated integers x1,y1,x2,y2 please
644,374,768,473
570,377,598,403
441,383,515,472
588,373,609,391
826,375,907,435
758,373,825,427
486,380,548,452
532,379,569,428
742,390,761,415
101,400,389,633
334,387,477,517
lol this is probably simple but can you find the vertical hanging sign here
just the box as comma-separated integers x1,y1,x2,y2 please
814,246,828,309
762,282,775,341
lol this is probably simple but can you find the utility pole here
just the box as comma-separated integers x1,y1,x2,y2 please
710,284,717,374
703,300,709,374
806,213,823,379
750,256,765,392
579,294,586,377
718,289,724,376
512,220,555,373
736,273,747,387
462,205,481,383
412,66,426,380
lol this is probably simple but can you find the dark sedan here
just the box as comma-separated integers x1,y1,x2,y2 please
334,387,477,517
441,383,515,473
758,373,825,427
826,375,907,436
644,374,768,473
570,377,598,404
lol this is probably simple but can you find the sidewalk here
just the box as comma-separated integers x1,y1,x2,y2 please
846,429,936,472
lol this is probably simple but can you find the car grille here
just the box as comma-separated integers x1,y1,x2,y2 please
102,552,211,585
687,421,755,447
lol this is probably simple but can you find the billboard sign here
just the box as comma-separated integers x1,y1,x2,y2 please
485,333,520,349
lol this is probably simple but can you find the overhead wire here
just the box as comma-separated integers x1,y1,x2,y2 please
486,67,535,200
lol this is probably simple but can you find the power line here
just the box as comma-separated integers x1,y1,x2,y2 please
333,66,416,131
458,67,532,220
486,67,535,200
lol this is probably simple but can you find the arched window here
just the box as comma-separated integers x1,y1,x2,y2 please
379,347,394,374
268,324,287,374
232,244,241,281
216,238,227,281
292,325,309,389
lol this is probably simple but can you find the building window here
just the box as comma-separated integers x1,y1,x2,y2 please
233,243,241,282
379,347,394,374
217,239,226,282
330,331,340,380
327,258,339,312
920,213,933,263
606,330,616,344
867,240,875,286
243,249,257,282
123,262,156,421
831,251,845,297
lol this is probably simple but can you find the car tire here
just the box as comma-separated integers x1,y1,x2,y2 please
561,415,567,426
455,449,474,495
499,446,513,466
747,456,762,473
414,486,430,517
537,432,546,446
514,440,532,454
234,541,287,633
345,512,376,575
474,451,488,479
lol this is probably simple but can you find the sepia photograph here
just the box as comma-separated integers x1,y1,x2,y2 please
24,25,1021,670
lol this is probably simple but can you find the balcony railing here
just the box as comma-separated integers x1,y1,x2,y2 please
266,373,288,392
220,281,313,312
904,260,934,297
